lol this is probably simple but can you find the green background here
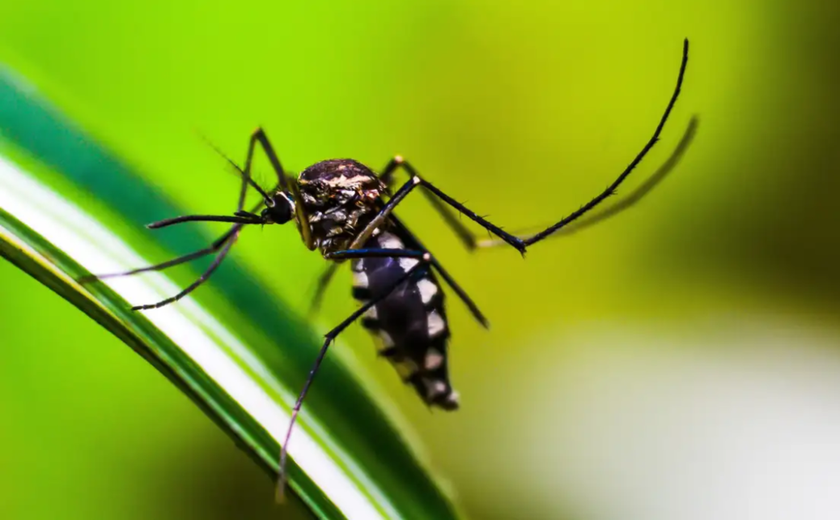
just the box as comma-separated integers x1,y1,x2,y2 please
2,1,839,519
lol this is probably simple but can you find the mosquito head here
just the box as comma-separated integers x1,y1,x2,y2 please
261,191,295,224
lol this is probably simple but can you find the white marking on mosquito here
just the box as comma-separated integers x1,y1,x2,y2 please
353,271,368,288
423,378,447,400
417,278,437,304
326,174,372,188
399,257,419,271
377,330,394,349
363,305,377,320
427,310,446,337
352,258,365,272
379,233,403,250
425,348,444,370
446,390,460,406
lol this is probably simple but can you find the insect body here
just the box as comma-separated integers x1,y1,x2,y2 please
353,229,458,410
299,158,460,409
87,40,691,501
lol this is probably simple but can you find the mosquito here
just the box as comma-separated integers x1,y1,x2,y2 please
87,39,690,499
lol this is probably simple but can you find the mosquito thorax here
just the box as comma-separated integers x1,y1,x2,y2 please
297,159,386,255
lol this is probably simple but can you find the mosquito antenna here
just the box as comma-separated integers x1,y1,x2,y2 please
197,132,275,205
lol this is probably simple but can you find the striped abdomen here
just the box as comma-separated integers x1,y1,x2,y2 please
351,230,459,410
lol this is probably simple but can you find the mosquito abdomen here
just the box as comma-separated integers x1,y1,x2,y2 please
350,229,459,410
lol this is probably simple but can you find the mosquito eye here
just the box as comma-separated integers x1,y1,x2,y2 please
267,194,294,224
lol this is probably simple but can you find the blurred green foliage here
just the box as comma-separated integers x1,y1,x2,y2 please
1,1,839,519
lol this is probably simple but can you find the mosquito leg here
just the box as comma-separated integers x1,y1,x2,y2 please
83,196,269,283
243,127,289,192
388,215,488,328
240,128,316,249
350,174,527,254
277,255,430,501
82,226,240,282
325,248,427,261
475,115,699,248
85,130,278,302
126,140,263,308
307,222,491,322
308,249,428,318
373,39,689,254
131,233,240,310
521,39,689,246
118,135,264,302
328,241,488,326
427,257,487,327
378,157,478,250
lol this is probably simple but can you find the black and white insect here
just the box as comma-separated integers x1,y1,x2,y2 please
89,40,689,498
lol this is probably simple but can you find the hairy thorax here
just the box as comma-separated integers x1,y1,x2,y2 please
297,159,386,256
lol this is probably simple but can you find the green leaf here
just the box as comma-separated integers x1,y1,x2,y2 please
0,66,462,520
